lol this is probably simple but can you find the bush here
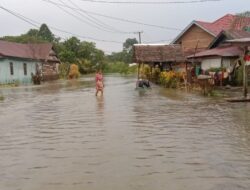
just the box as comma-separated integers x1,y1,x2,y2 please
59,63,70,79
159,71,184,88
77,59,96,74
68,64,80,79
152,67,161,83
140,65,151,79
235,65,243,85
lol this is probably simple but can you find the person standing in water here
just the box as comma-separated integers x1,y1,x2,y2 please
95,70,104,96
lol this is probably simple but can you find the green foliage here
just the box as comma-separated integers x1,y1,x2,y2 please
77,59,95,74
140,65,151,79
107,51,129,63
235,65,243,85
107,38,138,64
1,24,106,75
152,67,161,83
38,24,55,42
159,71,184,88
55,38,105,73
59,63,70,79
1,35,46,44
1,23,58,43
103,62,137,74
123,38,138,52
208,67,226,72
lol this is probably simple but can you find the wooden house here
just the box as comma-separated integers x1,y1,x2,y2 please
187,31,250,72
133,44,186,72
172,14,250,56
0,40,60,84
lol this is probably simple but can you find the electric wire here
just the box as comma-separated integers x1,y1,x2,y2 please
42,0,182,31
0,5,125,44
67,0,132,34
76,0,222,4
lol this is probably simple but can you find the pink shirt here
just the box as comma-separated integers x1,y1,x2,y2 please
95,73,103,82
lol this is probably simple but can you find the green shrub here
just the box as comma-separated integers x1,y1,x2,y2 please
59,63,70,79
77,59,96,74
103,62,136,74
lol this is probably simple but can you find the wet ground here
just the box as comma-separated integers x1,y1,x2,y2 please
0,75,250,190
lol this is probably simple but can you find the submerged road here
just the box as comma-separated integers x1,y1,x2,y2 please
0,75,250,190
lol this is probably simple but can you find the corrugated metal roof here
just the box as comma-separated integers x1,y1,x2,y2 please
187,46,243,58
226,38,250,43
209,30,250,49
133,44,186,63
0,40,60,62
225,30,250,39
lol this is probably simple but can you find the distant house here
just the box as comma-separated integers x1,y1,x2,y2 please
0,40,60,84
133,44,186,72
187,46,243,72
172,14,250,55
187,31,250,72
209,30,250,49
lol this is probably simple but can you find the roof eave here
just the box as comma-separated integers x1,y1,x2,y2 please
171,21,216,44
188,54,239,59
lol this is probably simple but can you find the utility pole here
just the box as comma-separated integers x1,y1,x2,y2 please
134,31,143,80
134,31,143,44
243,46,248,98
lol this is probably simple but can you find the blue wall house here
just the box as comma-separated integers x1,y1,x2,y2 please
0,40,60,84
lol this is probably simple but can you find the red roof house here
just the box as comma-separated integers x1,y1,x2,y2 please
172,14,250,55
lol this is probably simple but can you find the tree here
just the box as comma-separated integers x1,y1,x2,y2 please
123,38,138,63
123,38,138,53
26,29,39,37
38,24,55,42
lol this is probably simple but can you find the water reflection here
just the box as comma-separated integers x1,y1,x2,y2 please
0,75,250,190
96,95,104,114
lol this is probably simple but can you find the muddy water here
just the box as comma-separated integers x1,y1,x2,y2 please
0,75,250,190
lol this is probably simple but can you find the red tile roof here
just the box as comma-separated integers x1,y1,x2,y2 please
0,40,59,62
187,46,243,58
196,14,250,36
173,14,250,44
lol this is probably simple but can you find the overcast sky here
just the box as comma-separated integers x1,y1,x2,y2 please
0,0,249,54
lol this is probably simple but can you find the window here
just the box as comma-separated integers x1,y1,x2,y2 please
10,62,14,75
23,63,27,75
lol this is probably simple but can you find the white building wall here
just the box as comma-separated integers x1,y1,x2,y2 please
0,58,41,84
201,58,221,71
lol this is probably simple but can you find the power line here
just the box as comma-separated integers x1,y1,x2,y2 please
67,0,132,34
0,6,39,28
57,0,133,34
54,0,120,33
0,5,125,44
77,0,222,4
42,0,182,31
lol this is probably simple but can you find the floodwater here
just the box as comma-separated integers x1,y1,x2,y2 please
0,75,250,190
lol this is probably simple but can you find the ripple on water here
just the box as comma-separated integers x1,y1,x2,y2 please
0,76,250,190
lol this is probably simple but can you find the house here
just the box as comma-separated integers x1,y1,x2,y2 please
187,35,250,86
187,46,243,71
172,14,250,55
187,30,250,72
133,44,186,72
209,30,250,49
0,40,60,84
